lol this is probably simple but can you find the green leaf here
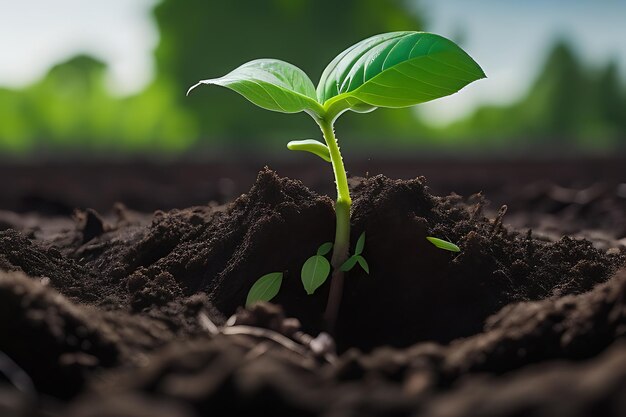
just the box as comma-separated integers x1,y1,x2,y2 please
188,59,324,116
246,272,283,307
287,139,331,162
340,255,359,272
356,256,369,274
355,231,366,255
301,255,331,295
317,32,485,116
426,236,461,252
317,242,333,256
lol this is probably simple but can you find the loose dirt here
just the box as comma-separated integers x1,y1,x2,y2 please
0,167,624,416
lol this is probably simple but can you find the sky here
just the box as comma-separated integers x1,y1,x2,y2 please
0,0,625,123
0,0,158,94
416,0,626,123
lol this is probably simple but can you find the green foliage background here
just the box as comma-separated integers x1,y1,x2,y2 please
0,0,624,155
436,42,626,153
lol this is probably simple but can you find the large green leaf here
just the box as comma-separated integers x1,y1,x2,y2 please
188,59,324,116
317,32,486,116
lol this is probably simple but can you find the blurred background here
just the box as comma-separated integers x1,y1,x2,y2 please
0,0,625,217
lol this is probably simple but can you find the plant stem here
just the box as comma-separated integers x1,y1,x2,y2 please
316,117,351,331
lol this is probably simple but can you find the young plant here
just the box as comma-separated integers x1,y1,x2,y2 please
302,242,333,295
341,232,369,274
189,31,485,328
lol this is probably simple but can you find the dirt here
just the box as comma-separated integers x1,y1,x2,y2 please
0,164,625,416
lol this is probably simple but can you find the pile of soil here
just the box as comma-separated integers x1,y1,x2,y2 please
0,167,624,416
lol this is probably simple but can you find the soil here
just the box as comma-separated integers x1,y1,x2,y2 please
0,160,625,416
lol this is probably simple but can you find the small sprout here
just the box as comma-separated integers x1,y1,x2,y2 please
340,232,369,274
426,236,461,252
302,242,333,295
246,272,283,307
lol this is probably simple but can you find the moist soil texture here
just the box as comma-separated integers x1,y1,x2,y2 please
0,165,625,417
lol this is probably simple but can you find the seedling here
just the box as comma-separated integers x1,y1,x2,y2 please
302,242,333,295
341,232,369,274
189,31,484,328
244,242,335,307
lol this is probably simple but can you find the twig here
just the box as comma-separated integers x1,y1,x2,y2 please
0,350,38,410
197,312,337,364
222,325,309,356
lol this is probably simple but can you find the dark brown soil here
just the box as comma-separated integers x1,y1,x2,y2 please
0,165,625,416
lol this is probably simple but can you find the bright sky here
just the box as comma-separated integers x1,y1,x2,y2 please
0,0,158,94
0,0,625,122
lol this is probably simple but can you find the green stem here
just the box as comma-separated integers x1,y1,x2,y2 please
316,116,351,331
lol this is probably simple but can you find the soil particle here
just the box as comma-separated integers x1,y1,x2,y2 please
0,229,99,301
127,269,184,313
75,208,107,244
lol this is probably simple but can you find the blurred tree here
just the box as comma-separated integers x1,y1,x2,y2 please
523,41,591,141
0,1,426,154
0,55,196,154
438,41,626,152
591,61,623,133
2,2,623,155
153,0,426,144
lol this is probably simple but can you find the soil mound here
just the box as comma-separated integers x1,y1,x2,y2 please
0,168,624,416
2,168,622,349
62,270,626,417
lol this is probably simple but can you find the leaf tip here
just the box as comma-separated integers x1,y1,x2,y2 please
186,82,202,96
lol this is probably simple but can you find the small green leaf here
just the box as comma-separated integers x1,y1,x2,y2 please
340,255,359,272
355,232,366,255
426,236,461,252
301,255,331,295
317,242,333,256
287,139,331,162
317,32,485,117
246,272,283,307
356,256,369,274
188,59,324,116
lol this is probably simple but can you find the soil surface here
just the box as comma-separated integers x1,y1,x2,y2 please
0,161,625,416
